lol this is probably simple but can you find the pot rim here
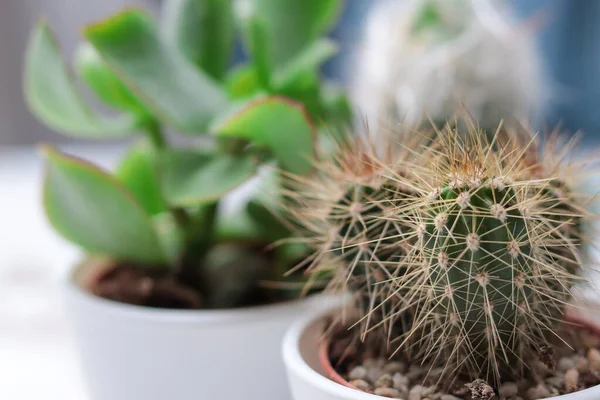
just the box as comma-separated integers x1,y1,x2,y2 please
283,306,600,400
63,258,322,326
283,306,391,400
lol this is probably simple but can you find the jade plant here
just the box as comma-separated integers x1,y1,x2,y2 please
290,121,594,386
24,0,350,309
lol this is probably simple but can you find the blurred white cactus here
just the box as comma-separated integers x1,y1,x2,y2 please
352,0,546,133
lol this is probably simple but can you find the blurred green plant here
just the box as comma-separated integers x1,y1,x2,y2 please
24,0,350,308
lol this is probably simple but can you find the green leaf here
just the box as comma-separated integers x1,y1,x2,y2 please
116,140,166,216
412,1,443,35
161,0,234,81
74,42,150,116
160,150,257,207
274,71,324,121
212,97,316,175
84,9,228,133
235,0,342,67
225,64,260,99
215,207,261,242
24,21,137,138
42,147,167,265
273,39,338,89
239,14,272,90
246,200,290,242
321,83,353,134
152,212,185,264
271,40,338,120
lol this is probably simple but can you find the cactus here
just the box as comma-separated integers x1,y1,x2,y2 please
290,120,593,384
286,133,429,338
352,0,545,134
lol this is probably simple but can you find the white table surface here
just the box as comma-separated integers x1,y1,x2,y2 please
0,145,125,400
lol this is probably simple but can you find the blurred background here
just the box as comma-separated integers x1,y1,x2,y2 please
1,0,600,398
2,0,600,146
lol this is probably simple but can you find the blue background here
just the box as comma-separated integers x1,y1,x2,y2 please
328,0,600,143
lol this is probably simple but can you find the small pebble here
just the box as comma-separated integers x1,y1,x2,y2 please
558,357,575,372
393,372,410,389
384,361,407,374
440,395,460,400
376,373,393,388
451,386,470,397
395,384,409,398
498,382,518,398
465,379,495,400
367,367,385,384
408,384,423,400
575,356,589,373
565,368,580,393
349,366,368,381
545,375,564,388
588,348,600,372
582,330,600,348
364,358,384,368
350,379,372,392
406,365,423,380
516,379,530,392
531,360,551,376
374,387,402,398
526,383,550,400
421,386,436,397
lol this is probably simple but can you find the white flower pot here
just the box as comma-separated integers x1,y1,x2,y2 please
64,260,335,400
282,306,600,400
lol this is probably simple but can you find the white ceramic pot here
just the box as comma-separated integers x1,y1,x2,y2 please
282,307,600,400
64,261,336,400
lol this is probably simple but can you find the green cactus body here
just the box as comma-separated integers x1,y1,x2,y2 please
287,136,425,338
328,180,412,336
334,184,406,268
402,128,586,383
423,183,533,377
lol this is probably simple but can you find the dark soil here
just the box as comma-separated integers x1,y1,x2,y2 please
89,266,203,309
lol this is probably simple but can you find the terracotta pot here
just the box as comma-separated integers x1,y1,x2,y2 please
283,306,600,400
65,258,338,400
318,336,354,389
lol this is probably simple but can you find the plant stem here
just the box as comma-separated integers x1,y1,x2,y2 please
142,121,201,279
145,119,167,149
174,202,219,287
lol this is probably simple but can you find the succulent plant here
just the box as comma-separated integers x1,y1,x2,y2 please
352,0,545,134
25,0,350,308
290,120,595,384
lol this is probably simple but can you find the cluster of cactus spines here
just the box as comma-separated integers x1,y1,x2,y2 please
389,123,588,383
290,119,594,385
285,132,429,339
